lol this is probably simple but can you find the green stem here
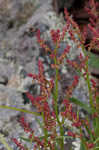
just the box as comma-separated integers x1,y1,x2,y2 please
41,112,48,148
52,45,64,149
53,45,60,124
81,44,94,110
0,133,13,150
0,105,40,116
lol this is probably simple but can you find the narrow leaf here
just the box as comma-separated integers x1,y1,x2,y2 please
0,133,13,150
80,141,86,150
0,105,40,116
69,97,92,114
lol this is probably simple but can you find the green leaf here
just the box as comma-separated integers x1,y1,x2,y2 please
0,105,40,116
35,117,43,130
20,137,31,143
69,97,92,114
96,96,99,113
94,137,99,144
80,141,86,150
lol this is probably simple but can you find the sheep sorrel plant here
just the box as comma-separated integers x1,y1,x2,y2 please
0,0,99,150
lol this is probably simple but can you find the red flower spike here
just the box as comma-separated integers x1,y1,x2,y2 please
34,144,38,150
57,29,60,33
49,53,57,59
51,111,56,119
61,112,66,117
89,18,96,26
51,64,59,69
79,53,83,60
64,45,71,53
27,73,37,79
64,8,69,20
38,59,44,74
35,96,44,102
66,59,74,67
90,78,96,88
87,143,94,149
36,29,41,41
72,121,81,128
50,29,61,44
88,24,97,36
72,75,79,87
74,75,79,82
82,26,87,42
63,99,70,105
19,116,32,133
72,112,77,121
67,131,76,138
12,138,26,150
92,112,98,118
29,131,34,140
33,136,44,147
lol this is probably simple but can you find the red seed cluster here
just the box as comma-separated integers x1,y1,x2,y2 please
12,138,26,150
36,29,51,53
86,142,94,149
50,29,61,44
12,0,99,149
67,131,76,138
19,116,32,133
62,99,82,128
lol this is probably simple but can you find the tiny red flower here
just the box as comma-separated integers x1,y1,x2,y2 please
50,29,60,43
87,143,94,149
90,78,96,88
36,29,41,41
63,99,70,104
67,131,76,138
27,73,37,79
12,138,26,150
19,116,32,133
79,53,83,60
64,45,71,53
38,59,44,74
72,121,81,128
51,111,56,119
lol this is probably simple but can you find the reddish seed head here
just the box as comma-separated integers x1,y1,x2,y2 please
72,121,81,128
67,131,76,138
36,29,41,41
51,111,56,119
50,29,60,43
87,143,94,149
64,45,71,53
38,59,44,74
79,53,83,60
74,75,79,81
27,73,37,79
72,75,79,87
19,116,32,133
12,138,26,150
57,29,60,33
66,59,73,66
63,99,70,104
90,78,96,87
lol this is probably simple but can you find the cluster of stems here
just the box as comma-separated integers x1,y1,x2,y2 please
0,0,99,150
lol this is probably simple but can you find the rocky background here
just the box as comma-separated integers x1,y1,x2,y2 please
0,0,89,149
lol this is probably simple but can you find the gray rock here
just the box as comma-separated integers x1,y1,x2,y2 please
17,77,33,92
0,61,15,80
